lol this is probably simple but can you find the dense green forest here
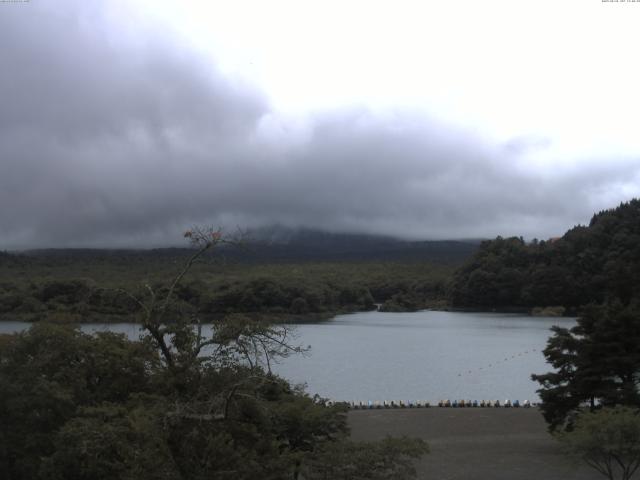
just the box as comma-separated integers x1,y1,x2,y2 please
0,233,428,479
2,199,639,323
451,199,640,313
0,323,426,479
0,252,454,322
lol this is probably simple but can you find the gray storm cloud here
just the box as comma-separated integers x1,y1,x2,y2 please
1,1,639,248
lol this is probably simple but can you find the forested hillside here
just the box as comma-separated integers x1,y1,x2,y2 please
451,199,640,312
5,199,639,322
0,256,453,322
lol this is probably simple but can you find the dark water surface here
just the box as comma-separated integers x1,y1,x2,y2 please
0,311,574,403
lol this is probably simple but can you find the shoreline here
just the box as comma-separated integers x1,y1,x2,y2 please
0,305,576,325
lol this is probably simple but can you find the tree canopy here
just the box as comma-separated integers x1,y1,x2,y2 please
451,199,640,311
532,302,640,431
0,228,428,479
557,406,640,480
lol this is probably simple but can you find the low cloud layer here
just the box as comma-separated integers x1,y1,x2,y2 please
1,1,639,248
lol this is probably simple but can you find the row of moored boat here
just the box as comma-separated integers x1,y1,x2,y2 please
339,399,536,409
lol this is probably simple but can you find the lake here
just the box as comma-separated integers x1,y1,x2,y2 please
0,311,574,403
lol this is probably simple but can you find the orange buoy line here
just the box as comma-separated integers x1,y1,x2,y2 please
456,348,539,377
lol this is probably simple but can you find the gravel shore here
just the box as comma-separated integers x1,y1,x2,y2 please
348,408,601,480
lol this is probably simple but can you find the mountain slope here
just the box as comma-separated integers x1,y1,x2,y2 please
19,227,480,264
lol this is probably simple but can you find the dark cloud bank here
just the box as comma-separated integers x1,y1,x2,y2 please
1,1,639,249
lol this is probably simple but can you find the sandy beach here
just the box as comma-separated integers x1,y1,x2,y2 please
348,408,602,480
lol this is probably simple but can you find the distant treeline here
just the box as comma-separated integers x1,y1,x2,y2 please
451,199,640,313
0,256,453,322
4,200,638,322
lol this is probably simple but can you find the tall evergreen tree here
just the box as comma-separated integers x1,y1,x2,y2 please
533,303,640,431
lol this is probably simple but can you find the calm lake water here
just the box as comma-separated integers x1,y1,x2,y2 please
0,311,574,403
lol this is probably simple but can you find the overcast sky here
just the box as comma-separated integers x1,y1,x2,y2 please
1,0,640,248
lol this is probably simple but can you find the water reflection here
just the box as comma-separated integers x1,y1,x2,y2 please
273,311,575,403
0,311,574,403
